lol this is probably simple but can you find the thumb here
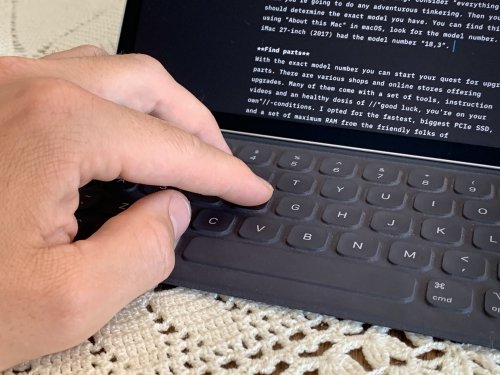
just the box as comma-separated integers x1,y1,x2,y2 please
40,190,191,349
75,189,191,303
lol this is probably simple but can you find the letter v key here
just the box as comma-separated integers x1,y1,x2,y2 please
239,217,281,243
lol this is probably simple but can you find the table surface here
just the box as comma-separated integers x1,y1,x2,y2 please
1,1,499,374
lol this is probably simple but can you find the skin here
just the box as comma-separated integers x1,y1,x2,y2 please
0,45,273,369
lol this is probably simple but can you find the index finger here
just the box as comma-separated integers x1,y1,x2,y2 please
31,78,273,206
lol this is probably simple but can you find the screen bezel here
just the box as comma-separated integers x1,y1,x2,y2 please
117,0,500,169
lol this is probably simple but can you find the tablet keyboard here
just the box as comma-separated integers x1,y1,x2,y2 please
76,134,500,349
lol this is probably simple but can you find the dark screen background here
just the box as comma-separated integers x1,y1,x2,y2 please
126,0,500,162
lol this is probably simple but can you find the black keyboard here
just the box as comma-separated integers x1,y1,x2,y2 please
76,134,500,349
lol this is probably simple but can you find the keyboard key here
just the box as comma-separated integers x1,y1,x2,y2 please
192,210,235,234
275,197,316,219
183,237,416,301
370,211,411,236
237,145,273,166
426,279,472,312
277,151,314,171
322,204,363,228
102,196,137,215
141,185,169,195
319,158,357,178
226,140,238,154
187,193,222,206
366,187,406,209
75,214,108,241
421,218,463,244
110,178,139,193
472,226,500,251
230,201,269,213
78,182,103,210
337,233,379,260
407,169,445,191
276,173,315,195
463,200,500,223
238,217,281,243
388,242,432,270
442,251,486,279
320,179,359,202
363,164,400,184
250,167,273,182
413,193,454,216
286,225,329,251
454,176,492,198
485,290,500,318
105,180,145,210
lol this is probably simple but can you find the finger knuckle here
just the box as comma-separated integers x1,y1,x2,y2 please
20,79,90,145
128,53,173,83
129,53,164,71
13,77,87,154
2,78,86,191
16,77,87,121
76,44,108,57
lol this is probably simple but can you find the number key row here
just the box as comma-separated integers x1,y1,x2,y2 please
235,146,495,196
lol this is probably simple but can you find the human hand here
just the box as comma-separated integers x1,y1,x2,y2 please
0,45,273,369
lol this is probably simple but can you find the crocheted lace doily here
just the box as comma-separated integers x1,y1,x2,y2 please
1,0,500,373
0,0,124,57
4,287,500,374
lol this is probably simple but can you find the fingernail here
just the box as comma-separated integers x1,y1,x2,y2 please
169,193,192,241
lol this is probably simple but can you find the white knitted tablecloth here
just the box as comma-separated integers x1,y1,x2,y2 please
1,1,500,373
